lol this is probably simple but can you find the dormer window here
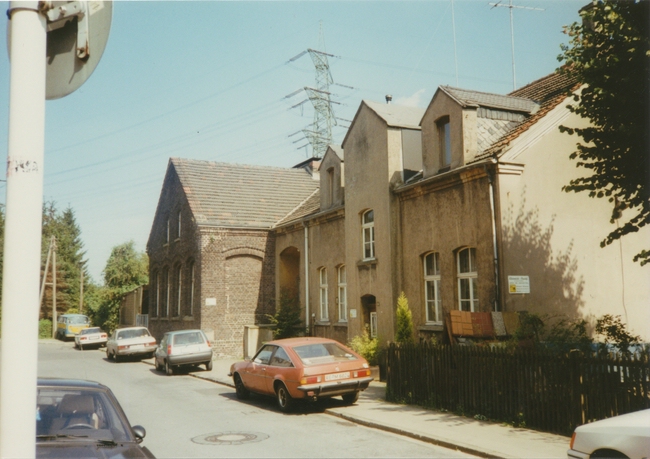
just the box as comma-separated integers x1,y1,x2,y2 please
437,116,451,168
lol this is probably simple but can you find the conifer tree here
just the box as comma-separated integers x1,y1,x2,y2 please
395,291,414,345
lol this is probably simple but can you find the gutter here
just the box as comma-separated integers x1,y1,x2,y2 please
303,221,310,334
485,159,500,312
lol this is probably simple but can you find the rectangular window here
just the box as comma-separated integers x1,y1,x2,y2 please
189,262,195,317
362,210,375,260
424,252,442,324
457,248,478,312
165,218,170,244
438,117,451,167
175,264,182,317
370,312,378,338
337,265,347,322
319,268,329,321
165,268,170,317
177,210,181,239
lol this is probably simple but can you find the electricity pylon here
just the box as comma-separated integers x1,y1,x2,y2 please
286,24,349,158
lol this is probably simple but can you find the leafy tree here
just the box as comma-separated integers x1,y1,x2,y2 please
40,202,90,319
595,314,641,357
558,0,650,265
88,241,148,332
395,292,414,345
267,290,303,339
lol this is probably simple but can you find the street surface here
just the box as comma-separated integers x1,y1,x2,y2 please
37,341,474,458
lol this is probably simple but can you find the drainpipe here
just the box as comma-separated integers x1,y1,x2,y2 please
486,160,500,311
303,222,310,333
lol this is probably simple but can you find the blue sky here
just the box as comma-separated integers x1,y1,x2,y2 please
0,0,584,283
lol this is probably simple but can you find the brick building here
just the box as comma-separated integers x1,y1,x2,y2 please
147,71,649,356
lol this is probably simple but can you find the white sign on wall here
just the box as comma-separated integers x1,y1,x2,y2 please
205,298,217,306
508,276,530,294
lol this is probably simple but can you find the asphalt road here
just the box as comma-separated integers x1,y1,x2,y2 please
37,340,474,458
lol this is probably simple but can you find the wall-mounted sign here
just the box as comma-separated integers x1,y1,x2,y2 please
349,309,357,319
508,276,530,294
205,298,217,306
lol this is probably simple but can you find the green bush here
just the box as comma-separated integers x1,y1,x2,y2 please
395,292,414,345
267,291,303,339
349,327,379,366
38,319,53,339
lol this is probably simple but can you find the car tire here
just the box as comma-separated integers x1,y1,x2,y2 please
79,344,83,351
342,391,359,405
165,361,174,376
106,349,113,360
205,360,213,371
275,383,294,413
234,374,250,400
155,358,163,372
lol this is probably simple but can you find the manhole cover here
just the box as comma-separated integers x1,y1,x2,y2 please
192,431,269,445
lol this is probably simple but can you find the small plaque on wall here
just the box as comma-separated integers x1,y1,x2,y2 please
349,309,357,318
508,276,530,294
205,298,217,306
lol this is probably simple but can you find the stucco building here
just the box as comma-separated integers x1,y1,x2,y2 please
146,70,649,356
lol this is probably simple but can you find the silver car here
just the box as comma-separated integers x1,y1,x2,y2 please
106,327,157,361
154,329,213,375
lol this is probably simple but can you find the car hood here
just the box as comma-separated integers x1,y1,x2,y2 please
37,442,155,458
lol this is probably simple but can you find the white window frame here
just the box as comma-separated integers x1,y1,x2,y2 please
177,210,182,239
362,210,375,260
319,267,329,321
424,252,442,324
337,265,347,322
370,312,378,338
457,248,478,312
175,264,182,317
165,218,170,244
163,266,170,317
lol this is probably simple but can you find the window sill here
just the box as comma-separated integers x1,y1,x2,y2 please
174,238,180,243
357,259,377,268
418,324,444,332
163,243,169,248
314,321,330,326
183,316,194,321
334,322,348,328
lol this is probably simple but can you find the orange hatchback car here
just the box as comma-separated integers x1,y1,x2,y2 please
229,337,373,412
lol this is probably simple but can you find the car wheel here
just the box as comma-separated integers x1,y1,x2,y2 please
342,391,359,405
106,349,113,360
275,383,294,413
79,344,83,351
155,358,163,372
234,374,250,400
165,361,174,376
205,360,213,371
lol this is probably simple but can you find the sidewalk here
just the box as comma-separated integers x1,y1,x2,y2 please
187,358,571,459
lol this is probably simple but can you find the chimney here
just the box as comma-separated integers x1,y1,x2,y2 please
385,94,392,104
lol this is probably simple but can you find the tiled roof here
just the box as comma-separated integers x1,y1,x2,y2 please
363,100,425,129
441,86,539,114
471,71,579,162
171,158,319,228
477,118,520,154
274,189,321,227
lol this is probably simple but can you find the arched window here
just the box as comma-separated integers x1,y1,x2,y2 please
337,265,347,322
188,261,195,317
319,267,329,321
175,263,182,317
162,266,170,317
423,252,441,323
362,210,375,260
457,248,478,312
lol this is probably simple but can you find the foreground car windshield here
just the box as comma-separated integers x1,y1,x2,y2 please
118,329,150,339
37,387,132,442
292,342,359,366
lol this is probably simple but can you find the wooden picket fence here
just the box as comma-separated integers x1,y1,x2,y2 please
384,342,650,436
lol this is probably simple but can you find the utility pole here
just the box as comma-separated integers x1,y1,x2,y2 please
489,0,544,90
51,236,57,339
79,266,84,313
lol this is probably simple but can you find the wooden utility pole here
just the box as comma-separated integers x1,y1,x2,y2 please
79,268,84,313
51,237,57,338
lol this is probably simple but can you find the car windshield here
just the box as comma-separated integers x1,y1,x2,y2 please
81,328,101,335
117,329,150,339
67,316,90,324
173,332,204,345
292,343,359,366
36,387,132,443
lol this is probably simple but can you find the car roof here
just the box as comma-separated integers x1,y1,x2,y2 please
268,337,341,347
165,329,203,335
37,378,108,390
59,314,88,317
115,327,148,331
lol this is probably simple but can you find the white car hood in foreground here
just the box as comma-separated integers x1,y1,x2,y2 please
571,409,650,459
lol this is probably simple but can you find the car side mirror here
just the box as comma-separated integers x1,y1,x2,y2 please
132,425,146,442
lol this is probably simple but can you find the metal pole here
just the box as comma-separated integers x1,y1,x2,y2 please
79,266,84,313
509,0,516,90
0,2,47,457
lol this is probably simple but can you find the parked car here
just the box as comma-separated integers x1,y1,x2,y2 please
106,327,156,361
229,337,373,412
56,314,90,340
74,327,108,350
36,378,155,458
567,408,650,459
154,329,213,375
